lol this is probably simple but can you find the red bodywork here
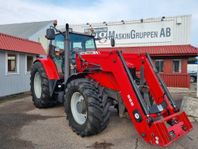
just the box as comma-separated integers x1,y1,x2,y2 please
35,57,60,80
76,50,192,146
37,50,192,146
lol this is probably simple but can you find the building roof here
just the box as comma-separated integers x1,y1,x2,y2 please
99,45,198,57
0,20,53,39
0,33,46,55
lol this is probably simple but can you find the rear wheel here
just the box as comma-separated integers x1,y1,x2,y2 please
64,78,111,136
30,62,56,108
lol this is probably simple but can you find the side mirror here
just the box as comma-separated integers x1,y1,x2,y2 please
110,38,115,47
45,28,55,40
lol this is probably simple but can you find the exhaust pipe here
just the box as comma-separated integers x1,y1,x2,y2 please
64,23,70,82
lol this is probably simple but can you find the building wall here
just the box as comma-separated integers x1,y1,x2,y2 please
69,15,191,48
29,25,51,53
160,73,190,88
0,51,36,97
153,58,190,88
159,58,188,74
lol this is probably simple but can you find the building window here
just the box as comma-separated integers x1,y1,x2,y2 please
7,54,18,73
155,60,164,72
26,55,34,72
173,59,181,73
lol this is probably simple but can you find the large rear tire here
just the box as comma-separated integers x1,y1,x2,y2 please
30,62,56,108
64,78,111,137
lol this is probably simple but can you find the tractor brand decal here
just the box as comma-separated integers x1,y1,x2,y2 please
80,51,99,55
127,94,134,107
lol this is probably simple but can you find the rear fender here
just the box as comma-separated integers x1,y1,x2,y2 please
34,57,60,80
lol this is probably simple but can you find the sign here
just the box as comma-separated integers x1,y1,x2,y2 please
87,21,174,47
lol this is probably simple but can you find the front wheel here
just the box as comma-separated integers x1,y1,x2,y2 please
30,62,56,108
64,78,111,137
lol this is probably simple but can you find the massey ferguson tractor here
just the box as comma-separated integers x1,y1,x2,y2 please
30,22,192,147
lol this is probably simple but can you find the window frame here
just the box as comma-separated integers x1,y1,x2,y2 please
173,59,181,73
5,52,19,75
155,59,164,73
25,54,36,74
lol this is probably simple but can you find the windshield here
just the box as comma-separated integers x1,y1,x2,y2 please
53,33,96,52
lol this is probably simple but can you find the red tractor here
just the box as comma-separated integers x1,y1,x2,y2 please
30,22,192,146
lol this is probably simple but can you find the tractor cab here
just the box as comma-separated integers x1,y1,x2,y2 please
48,28,96,76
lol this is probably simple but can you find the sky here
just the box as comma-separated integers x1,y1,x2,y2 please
0,0,198,46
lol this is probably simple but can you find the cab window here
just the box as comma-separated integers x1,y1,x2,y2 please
85,39,95,50
53,33,96,52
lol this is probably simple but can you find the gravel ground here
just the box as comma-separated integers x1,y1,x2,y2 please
0,94,198,149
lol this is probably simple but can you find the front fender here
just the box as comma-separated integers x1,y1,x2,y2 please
34,57,60,80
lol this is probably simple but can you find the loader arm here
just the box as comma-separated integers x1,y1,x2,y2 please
76,50,192,146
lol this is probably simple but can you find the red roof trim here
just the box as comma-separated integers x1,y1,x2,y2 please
0,32,46,55
98,45,198,57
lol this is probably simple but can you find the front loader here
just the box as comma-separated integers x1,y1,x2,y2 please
30,22,192,147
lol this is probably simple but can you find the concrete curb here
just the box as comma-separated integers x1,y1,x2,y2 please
181,96,198,122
